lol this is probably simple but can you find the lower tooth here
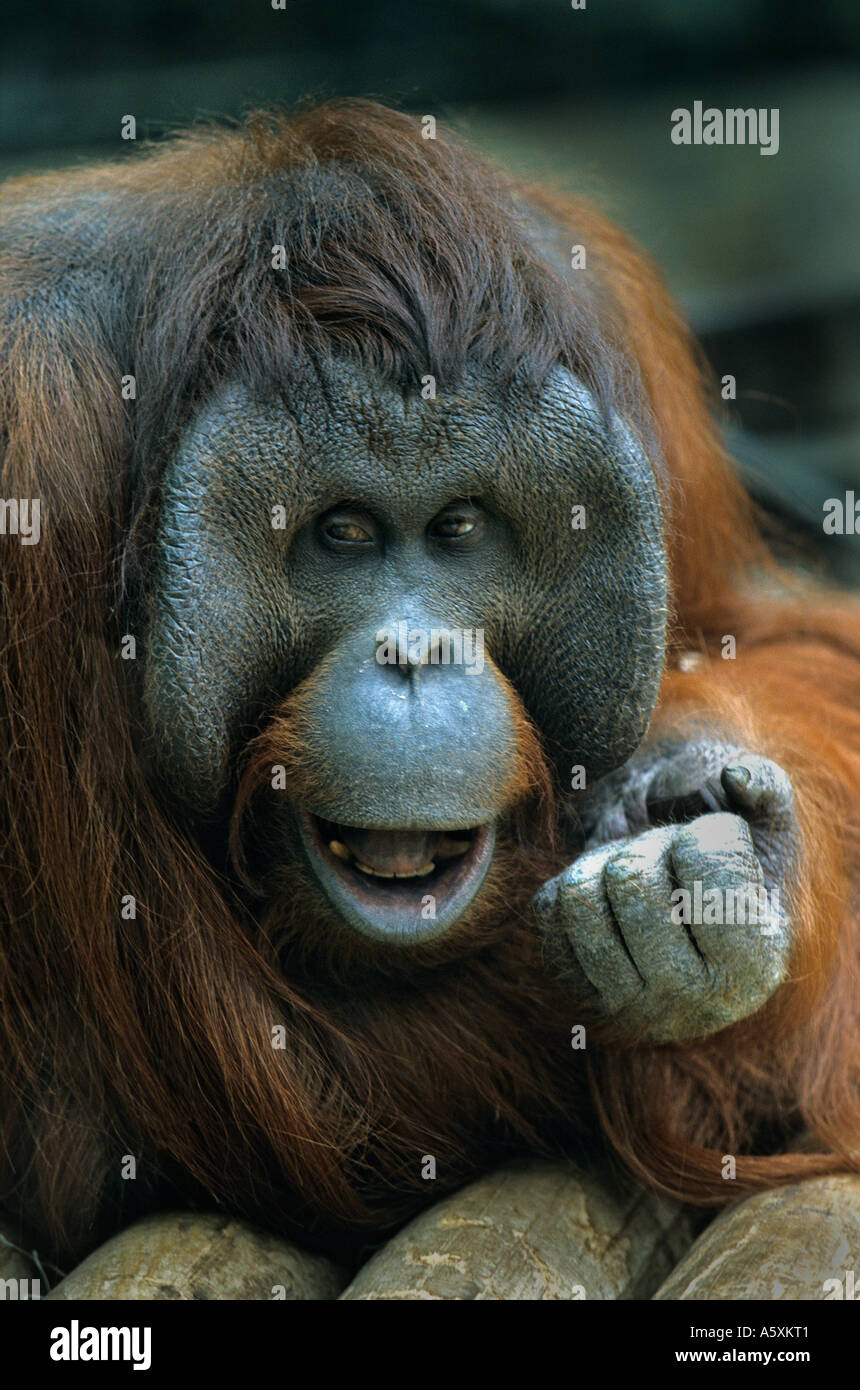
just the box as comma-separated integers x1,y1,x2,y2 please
355,863,394,878
396,862,435,878
354,862,436,879
329,840,351,861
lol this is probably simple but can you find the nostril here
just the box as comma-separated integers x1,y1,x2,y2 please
375,625,431,675
375,627,418,669
375,626,480,674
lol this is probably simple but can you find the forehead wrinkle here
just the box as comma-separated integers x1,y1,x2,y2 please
172,361,612,518
297,372,464,474
210,379,503,491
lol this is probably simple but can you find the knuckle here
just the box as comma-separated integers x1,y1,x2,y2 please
673,811,752,861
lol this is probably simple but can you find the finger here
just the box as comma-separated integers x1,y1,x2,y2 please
532,875,596,1000
532,852,605,999
602,826,704,994
721,755,795,829
537,846,643,1014
669,813,788,974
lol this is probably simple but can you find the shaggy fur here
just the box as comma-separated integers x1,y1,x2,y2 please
1,100,858,1263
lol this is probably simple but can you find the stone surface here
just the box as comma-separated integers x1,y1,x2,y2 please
0,1217,41,1295
46,1212,347,1301
340,1161,695,1300
654,1176,860,1300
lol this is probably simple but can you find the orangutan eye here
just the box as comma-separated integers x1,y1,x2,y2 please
327,521,372,543
319,509,377,549
429,504,484,545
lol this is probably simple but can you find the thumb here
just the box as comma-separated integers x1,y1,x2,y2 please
721,755,795,829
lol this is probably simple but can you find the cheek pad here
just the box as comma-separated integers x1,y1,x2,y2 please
142,428,295,814
493,374,667,781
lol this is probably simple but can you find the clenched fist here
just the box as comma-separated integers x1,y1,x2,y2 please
533,743,797,1043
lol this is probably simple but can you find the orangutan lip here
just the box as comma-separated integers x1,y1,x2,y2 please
297,811,496,945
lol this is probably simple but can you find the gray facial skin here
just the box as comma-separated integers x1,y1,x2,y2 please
144,359,666,808
141,357,666,942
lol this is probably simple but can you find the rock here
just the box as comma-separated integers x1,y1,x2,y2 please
47,1212,347,1301
654,1175,860,1300
341,1160,695,1300
0,1217,41,1296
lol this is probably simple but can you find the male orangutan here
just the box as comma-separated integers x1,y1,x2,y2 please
0,100,858,1294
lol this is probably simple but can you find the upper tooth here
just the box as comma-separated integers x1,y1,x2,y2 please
435,839,471,858
329,840,351,861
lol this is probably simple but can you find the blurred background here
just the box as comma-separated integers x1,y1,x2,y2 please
2,0,858,581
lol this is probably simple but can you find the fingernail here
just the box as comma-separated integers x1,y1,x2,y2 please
724,765,751,787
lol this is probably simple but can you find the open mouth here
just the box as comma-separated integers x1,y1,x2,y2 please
298,811,496,944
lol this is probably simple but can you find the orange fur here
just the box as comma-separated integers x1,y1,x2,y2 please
1,101,858,1262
